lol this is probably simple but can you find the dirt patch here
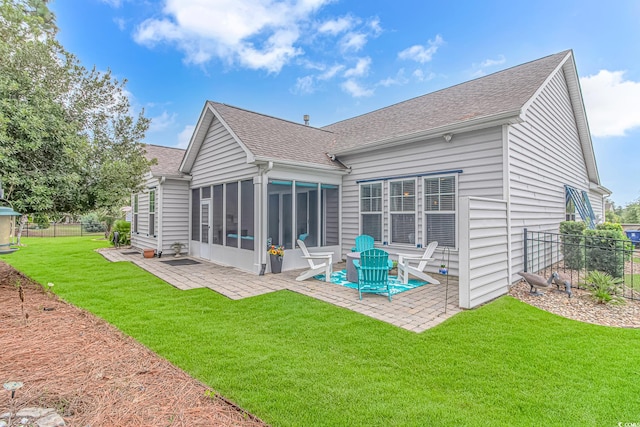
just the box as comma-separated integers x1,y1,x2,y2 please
0,261,267,427
509,279,640,328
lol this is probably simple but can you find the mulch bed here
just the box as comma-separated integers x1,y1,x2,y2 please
509,279,640,328
0,261,267,427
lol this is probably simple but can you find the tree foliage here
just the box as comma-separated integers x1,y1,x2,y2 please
0,0,150,223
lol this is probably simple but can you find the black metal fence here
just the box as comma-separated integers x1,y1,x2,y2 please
21,222,105,238
524,228,638,301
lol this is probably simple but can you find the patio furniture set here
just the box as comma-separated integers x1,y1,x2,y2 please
296,235,441,302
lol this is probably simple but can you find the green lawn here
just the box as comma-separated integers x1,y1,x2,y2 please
3,237,640,426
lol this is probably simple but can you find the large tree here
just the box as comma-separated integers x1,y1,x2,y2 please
0,0,150,241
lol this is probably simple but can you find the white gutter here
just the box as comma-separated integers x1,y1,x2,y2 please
590,182,611,196
252,156,351,174
331,110,523,156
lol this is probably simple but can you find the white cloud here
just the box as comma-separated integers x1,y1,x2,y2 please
318,16,356,35
113,17,126,31
581,70,640,137
293,75,316,94
398,34,443,63
479,55,506,68
177,125,195,149
341,79,373,97
413,69,435,82
377,69,408,87
344,57,371,78
368,17,382,35
133,0,331,73
149,111,177,133
318,64,344,80
100,0,123,7
340,32,368,52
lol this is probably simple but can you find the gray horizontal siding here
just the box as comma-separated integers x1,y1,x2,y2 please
160,179,190,253
190,117,258,187
459,197,509,308
340,126,504,263
509,68,593,280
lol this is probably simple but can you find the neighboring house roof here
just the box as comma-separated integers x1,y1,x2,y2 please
143,144,186,176
324,51,570,153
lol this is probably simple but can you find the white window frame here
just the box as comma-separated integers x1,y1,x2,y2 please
133,194,139,234
359,181,383,242
148,189,156,237
423,175,457,249
388,178,417,246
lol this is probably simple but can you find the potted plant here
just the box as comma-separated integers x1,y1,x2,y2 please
439,263,448,275
143,248,155,258
171,242,186,257
268,244,285,273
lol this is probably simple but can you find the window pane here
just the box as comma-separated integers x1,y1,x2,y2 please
371,198,382,212
296,182,317,246
390,196,402,211
226,182,238,247
426,213,455,247
440,194,455,211
390,181,402,197
391,213,415,244
212,185,223,244
240,180,254,250
201,202,209,244
268,180,293,249
372,183,382,197
361,185,371,198
425,179,439,194
440,176,455,193
191,189,200,241
201,186,211,199
322,185,339,246
362,214,382,241
361,199,371,212
403,196,415,211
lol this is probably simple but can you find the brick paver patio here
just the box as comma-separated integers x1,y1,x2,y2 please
99,248,462,332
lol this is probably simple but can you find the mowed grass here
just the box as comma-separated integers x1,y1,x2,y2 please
3,237,640,426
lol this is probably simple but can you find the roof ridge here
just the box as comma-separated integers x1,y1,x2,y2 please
208,101,336,135
323,50,571,129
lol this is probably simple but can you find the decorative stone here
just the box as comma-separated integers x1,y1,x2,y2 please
36,412,65,427
0,419,7,427
16,408,54,418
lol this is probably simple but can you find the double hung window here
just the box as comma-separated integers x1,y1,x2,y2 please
390,179,416,244
360,182,382,241
424,176,456,248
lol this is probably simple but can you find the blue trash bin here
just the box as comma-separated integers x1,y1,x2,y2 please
625,230,640,246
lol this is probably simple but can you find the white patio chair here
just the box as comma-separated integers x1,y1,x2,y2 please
295,239,333,282
396,241,440,285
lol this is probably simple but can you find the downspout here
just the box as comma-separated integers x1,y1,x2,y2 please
258,161,274,274
157,176,165,257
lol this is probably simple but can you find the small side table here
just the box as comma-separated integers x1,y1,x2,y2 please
346,252,361,283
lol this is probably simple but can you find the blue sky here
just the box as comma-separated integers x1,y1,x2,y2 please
50,0,640,207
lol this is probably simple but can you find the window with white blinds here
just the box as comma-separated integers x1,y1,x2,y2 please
360,182,382,241
390,179,416,244
424,176,456,247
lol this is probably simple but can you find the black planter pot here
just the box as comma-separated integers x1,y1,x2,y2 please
270,254,283,274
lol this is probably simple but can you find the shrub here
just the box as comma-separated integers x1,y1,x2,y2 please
110,220,131,245
81,213,105,233
32,213,50,229
581,271,625,304
584,224,632,278
560,221,585,270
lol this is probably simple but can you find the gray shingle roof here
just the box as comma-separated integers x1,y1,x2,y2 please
323,50,570,152
143,144,186,176
208,102,339,168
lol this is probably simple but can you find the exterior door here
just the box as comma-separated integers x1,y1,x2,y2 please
200,200,211,259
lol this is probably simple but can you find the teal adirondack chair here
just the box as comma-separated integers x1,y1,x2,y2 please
351,234,375,252
353,248,392,302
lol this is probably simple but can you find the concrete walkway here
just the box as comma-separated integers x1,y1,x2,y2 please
98,248,462,333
